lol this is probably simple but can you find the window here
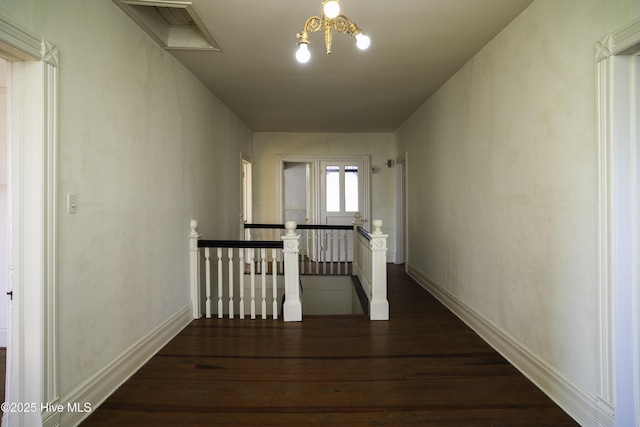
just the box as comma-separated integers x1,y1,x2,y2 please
344,166,358,212
325,166,340,212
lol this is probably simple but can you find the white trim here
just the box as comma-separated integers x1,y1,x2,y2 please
633,52,640,427
407,263,595,427
277,154,371,226
42,44,59,419
58,304,193,426
596,16,640,427
595,56,616,424
386,251,396,264
0,16,41,61
0,17,59,427
402,153,410,273
394,154,406,264
596,17,640,62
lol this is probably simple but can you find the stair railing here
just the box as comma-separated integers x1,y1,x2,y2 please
189,220,301,321
190,214,387,321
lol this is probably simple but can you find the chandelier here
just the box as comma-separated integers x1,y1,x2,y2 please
295,0,370,63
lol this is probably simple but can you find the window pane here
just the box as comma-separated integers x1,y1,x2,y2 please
325,166,340,212
344,166,358,212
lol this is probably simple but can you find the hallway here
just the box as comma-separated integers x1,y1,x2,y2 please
82,265,578,426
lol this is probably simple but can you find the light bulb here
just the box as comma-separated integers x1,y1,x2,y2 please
355,33,370,50
323,1,340,19
296,43,311,63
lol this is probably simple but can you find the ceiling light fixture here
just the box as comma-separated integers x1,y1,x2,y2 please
295,0,370,64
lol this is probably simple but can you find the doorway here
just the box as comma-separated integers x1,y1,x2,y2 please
241,157,252,235
283,162,312,226
278,155,370,227
395,155,406,265
595,20,640,426
0,57,7,405
0,18,60,425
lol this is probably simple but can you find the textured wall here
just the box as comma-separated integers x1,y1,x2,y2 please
397,0,639,399
0,0,252,398
252,132,397,259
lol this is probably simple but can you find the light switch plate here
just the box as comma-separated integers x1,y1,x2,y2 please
67,193,77,214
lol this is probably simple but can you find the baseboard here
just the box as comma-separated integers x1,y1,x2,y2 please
407,263,602,427
596,397,614,427
0,326,6,347
56,303,193,427
386,251,396,263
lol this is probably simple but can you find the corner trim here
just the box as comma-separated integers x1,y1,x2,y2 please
58,304,193,426
406,263,598,427
0,16,41,60
596,16,640,62
595,16,640,425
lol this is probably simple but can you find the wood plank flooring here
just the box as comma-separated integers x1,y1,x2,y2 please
82,265,579,426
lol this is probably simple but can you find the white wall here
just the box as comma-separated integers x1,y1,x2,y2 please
396,0,639,420
0,0,252,401
253,132,397,258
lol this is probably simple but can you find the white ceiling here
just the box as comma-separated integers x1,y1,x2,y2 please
162,0,533,132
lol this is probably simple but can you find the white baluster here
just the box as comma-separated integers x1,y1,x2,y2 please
313,229,319,274
309,229,313,273
272,248,278,319
322,230,327,274
261,248,267,319
205,247,211,319
346,231,351,275
250,249,256,319
239,247,245,319
228,248,234,319
337,230,342,275
217,248,223,319
329,231,334,274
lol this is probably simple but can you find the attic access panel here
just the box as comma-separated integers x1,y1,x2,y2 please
113,0,222,51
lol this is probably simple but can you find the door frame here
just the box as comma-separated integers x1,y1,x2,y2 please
395,152,407,265
0,17,59,427
595,16,640,427
241,154,252,236
319,160,365,226
277,155,370,226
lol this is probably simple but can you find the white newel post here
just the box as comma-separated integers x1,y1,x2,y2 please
353,212,363,272
369,220,389,320
282,220,302,321
189,220,202,319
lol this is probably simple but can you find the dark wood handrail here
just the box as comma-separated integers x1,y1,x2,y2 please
244,223,353,231
198,240,284,249
357,226,372,240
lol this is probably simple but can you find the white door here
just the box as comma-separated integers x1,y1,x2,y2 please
320,161,365,262
320,161,364,226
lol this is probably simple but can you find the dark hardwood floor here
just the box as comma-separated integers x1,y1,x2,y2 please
83,265,579,426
